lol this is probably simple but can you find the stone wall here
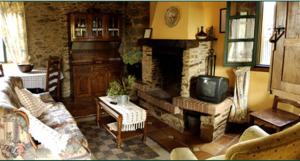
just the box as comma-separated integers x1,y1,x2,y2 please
141,46,153,85
181,42,211,97
24,2,149,97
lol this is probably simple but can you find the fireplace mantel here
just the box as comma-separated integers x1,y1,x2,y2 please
138,38,216,49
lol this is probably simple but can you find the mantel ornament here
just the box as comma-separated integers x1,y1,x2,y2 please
164,6,180,28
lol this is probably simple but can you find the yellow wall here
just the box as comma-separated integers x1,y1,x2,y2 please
150,2,274,111
187,2,204,38
150,2,190,39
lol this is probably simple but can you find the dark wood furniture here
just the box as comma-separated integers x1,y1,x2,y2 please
96,97,147,148
46,56,62,101
250,96,300,132
69,12,123,116
0,64,3,77
70,13,121,42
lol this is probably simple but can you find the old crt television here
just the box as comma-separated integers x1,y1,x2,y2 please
195,75,229,103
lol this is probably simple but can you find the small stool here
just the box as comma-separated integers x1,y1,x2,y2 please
250,96,300,132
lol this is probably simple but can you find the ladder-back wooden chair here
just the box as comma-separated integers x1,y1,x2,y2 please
250,96,300,132
46,56,62,101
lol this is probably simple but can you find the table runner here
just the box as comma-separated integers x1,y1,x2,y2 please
99,96,146,131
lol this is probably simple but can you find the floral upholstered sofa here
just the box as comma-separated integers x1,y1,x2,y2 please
0,77,91,160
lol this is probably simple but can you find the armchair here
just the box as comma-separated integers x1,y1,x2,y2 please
170,122,300,160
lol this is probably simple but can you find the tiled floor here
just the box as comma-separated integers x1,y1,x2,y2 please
77,119,169,160
76,115,241,160
145,116,241,160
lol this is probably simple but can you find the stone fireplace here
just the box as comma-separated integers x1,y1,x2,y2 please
140,39,210,98
136,39,232,142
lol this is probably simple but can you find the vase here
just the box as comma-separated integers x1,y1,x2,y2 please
196,26,207,40
117,95,129,105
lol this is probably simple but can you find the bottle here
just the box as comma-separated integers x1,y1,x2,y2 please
196,26,207,40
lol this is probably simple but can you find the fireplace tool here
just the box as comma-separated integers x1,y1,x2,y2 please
207,48,216,76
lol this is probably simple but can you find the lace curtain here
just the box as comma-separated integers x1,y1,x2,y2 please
0,2,29,64
228,67,251,123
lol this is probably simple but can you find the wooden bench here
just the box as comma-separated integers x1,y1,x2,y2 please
250,96,300,132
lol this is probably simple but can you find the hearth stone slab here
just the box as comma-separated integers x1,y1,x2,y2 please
137,90,180,114
173,97,233,115
139,99,184,132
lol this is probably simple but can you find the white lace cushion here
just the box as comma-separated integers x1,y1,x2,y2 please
19,107,70,155
14,87,50,117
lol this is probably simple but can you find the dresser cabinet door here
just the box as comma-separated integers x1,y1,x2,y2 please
108,66,122,82
92,65,109,96
73,65,92,98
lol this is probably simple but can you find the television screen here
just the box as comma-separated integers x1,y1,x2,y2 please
199,79,217,97
195,76,228,103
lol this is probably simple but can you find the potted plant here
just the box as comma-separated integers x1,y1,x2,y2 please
107,75,136,105
121,47,142,80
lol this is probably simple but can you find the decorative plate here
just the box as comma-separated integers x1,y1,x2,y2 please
164,7,180,28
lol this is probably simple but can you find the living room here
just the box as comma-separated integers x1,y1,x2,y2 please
0,1,300,160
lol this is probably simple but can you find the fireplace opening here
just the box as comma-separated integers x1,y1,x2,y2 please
152,47,183,99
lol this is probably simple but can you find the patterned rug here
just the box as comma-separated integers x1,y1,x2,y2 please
77,120,160,160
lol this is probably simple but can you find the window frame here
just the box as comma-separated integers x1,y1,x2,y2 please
224,2,261,67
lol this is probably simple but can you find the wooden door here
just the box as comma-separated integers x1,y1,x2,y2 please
73,65,92,98
270,2,300,102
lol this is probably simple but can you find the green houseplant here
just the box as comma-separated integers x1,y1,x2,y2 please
107,75,136,104
121,47,142,80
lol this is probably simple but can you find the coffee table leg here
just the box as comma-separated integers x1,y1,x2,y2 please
117,116,122,148
142,120,147,143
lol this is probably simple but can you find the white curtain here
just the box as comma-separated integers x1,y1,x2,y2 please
0,2,29,64
228,67,251,123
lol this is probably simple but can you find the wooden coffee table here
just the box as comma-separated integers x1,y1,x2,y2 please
96,97,147,148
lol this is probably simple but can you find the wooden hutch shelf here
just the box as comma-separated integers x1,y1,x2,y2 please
68,12,123,116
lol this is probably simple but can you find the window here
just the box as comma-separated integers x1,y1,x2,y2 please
258,2,276,66
224,2,276,67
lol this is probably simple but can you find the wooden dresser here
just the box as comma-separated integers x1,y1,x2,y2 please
68,12,123,116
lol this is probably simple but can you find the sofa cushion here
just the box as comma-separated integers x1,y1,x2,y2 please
38,103,90,159
0,107,31,159
14,87,50,117
0,77,23,108
20,107,71,155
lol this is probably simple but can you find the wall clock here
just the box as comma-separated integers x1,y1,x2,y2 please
164,7,180,28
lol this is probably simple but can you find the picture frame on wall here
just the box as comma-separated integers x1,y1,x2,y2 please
220,8,227,33
143,28,152,39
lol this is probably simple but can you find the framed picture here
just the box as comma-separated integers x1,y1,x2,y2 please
0,64,3,77
143,28,152,39
219,8,227,33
